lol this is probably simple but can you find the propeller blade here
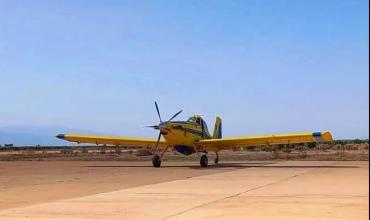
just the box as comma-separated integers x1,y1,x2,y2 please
145,125,159,129
155,102,162,122
153,131,162,153
168,110,183,122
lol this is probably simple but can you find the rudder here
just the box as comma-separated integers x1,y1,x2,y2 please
213,116,222,139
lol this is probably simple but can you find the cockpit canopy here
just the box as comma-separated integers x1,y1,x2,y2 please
187,115,209,133
187,115,202,124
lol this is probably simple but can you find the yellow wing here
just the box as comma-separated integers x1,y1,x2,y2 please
195,131,333,151
55,134,167,148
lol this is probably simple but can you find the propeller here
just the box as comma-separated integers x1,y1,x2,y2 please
149,102,182,154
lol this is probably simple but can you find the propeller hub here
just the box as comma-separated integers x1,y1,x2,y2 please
159,122,169,130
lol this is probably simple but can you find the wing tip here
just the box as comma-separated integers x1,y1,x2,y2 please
322,131,333,141
55,134,65,140
313,131,333,141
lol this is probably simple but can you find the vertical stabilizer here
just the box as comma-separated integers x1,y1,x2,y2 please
213,116,222,139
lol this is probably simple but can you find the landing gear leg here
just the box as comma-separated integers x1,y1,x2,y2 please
214,152,219,164
200,154,208,167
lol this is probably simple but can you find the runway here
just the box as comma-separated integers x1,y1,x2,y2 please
0,161,368,219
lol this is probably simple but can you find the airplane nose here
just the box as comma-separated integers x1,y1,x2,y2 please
159,122,169,130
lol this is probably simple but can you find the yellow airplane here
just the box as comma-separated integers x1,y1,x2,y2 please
56,102,333,167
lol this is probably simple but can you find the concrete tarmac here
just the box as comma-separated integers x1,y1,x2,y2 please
0,161,368,219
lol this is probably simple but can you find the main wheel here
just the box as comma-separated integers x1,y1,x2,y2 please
152,155,161,168
200,155,208,167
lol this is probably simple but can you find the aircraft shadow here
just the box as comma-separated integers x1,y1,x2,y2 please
84,162,358,169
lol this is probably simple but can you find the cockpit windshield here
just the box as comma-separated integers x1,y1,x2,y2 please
187,117,197,123
187,116,201,124
187,116,206,127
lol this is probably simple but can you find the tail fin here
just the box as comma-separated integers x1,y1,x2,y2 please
213,116,222,139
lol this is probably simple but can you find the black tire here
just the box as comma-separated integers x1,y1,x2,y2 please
152,155,161,168
200,155,208,167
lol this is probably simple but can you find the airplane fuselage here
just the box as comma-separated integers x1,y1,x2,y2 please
155,116,213,154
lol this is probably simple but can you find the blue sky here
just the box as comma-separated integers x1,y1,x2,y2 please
0,0,368,145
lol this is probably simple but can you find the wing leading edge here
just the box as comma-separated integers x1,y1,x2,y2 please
56,134,167,148
195,131,333,150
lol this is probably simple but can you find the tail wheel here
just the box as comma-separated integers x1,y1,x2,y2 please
215,151,219,164
200,155,208,167
152,155,161,168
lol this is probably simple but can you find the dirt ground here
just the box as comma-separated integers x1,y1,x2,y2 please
0,148,368,161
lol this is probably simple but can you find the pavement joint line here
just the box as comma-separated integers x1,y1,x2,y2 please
161,163,323,220
237,195,369,198
134,192,206,196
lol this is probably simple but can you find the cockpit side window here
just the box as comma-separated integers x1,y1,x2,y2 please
196,118,201,124
202,119,209,132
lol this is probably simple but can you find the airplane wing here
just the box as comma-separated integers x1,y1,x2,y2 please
195,131,333,151
55,134,167,148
